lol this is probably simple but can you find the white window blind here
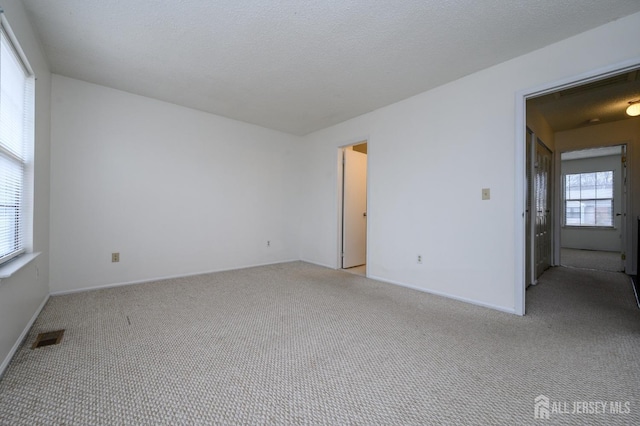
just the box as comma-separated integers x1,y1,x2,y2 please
0,19,34,266
564,171,614,227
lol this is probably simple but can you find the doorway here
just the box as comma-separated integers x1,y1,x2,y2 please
559,145,627,272
341,142,367,276
516,60,640,315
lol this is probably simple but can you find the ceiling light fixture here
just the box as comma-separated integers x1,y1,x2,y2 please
626,100,640,117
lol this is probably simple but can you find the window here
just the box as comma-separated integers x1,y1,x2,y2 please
564,171,613,227
0,18,34,266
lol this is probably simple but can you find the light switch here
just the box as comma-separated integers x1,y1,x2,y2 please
482,188,490,200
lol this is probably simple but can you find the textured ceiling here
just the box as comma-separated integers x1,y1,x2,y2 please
529,71,640,132
21,0,640,135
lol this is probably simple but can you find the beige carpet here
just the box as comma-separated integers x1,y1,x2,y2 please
561,247,623,272
0,262,638,425
342,264,366,276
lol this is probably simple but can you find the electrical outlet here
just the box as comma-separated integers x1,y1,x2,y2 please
112,252,120,263
482,188,490,200
267,240,271,247
417,255,422,264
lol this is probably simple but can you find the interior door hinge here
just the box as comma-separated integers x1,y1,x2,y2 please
341,252,345,257
621,253,626,260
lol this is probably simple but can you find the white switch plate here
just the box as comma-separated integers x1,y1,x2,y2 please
482,188,490,200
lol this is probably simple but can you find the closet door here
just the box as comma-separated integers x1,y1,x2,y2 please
535,139,552,278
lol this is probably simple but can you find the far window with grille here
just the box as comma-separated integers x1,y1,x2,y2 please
564,171,613,227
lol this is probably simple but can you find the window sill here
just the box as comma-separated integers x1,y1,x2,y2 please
0,252,40,281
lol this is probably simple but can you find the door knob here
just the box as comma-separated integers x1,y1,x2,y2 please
615,213,622,216
363,212,367,217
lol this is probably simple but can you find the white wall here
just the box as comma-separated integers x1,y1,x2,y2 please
0,0,51,373
560,155,623,251
298,12,640,312
555,118,640,274
49,75,300,293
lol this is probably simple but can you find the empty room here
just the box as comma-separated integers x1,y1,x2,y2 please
1,0,640,424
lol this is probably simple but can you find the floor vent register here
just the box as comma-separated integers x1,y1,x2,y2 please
32,330,65,349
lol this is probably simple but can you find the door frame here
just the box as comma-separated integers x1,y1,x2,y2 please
555,144,630,270
336,139,369,272
514,57,640,316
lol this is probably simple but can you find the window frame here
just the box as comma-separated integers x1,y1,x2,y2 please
563,170,615,228
0,14,35,267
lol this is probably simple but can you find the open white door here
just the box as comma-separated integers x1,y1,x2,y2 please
342,148,367,268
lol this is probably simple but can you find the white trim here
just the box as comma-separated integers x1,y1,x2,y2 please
294,261,513,313
0,294,49,378
0,14,34,77
514,91,526,315
299,258,336,270
368,274,516,315
0,15,36,271
336,147,344,269
50,259,300,296
0,252,40,281
514,56,640,316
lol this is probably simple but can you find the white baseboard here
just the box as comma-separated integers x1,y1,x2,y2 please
299,259,336,270
367,274,516,315
50,259,300,296
0,294,50,378
297,261,517,315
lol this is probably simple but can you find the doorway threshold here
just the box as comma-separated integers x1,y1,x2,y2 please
343,265,366,277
